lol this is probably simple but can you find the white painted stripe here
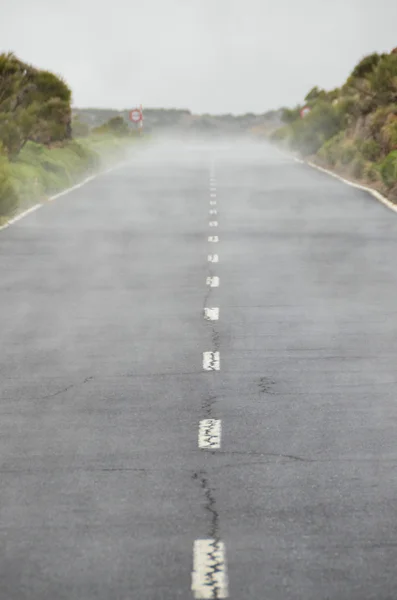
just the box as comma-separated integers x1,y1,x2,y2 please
0,161,129,232
198,419,222,449
209,200,217,206
203,351,220,371
282,149,397,215
210,193,216,198
209,221,218,227
204,307,219,320
210,187,216,192
0,204,42,231
206,276,219,287
208,254,219,263
304,159,397,214
192,539,228,598
209,209,217,215
208,236,219,242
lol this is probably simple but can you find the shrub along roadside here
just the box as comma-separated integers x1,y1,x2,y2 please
0,134,137,224
269,47,397,202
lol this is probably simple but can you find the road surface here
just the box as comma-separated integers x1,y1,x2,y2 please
1,140,397,600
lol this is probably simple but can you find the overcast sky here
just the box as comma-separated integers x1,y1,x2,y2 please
2,0,397,114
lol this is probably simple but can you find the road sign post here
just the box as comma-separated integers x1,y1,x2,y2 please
129,106,143,134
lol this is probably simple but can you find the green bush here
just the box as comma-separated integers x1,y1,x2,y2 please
318,132,345,166
379,151,397,188
361,139,381,161
288,100,345,156
0,146,18,218
363,161,380,182
350,155,365,179
340,143,356,165
270,125,290,143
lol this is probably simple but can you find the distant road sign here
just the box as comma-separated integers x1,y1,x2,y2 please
129,108,142,122
300,106,311,118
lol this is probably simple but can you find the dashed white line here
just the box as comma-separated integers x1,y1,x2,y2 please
192,539,228,599
209,209,217,215
208,236,219,242
204,307,219,320
209,221,218,227
208,254,219,263
203,351,220,371
209,200,217,206
210,193,216,198
206,276,219,287
198,419,222,449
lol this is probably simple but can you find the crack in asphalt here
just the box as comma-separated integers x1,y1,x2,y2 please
193,470,224,599
36,376,94,400
216,450,313,462
202,395,217,420
201,419,220,448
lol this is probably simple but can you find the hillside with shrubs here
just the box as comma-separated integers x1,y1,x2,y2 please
0,53,139,223
271,47,397,201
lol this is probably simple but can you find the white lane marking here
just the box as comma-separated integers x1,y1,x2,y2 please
192,539,228,598
0,204,42,231
0,161,129,232
278,148,397,215
198,419,222,449
208,236,219,242
210,200,217,206
209,221,218,227
208,254,219,263
209,209,217,215
210,187,217,192
303,159,397,214
203,351,220,371
210,193,216,198
204,307,219,320
206,276,219,287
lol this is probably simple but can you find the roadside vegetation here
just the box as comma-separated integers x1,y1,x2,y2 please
0,53,139,223
270,47,397,201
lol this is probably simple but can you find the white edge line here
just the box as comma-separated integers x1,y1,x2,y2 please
0,160,130,232
288,152,397,214
0,204,42,231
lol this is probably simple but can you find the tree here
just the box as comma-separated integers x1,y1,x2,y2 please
0,53,72,159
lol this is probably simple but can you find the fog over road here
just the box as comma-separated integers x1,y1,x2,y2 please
1,140,397,600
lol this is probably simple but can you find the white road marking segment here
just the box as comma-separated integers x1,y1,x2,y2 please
208,236,219,242
0,204,42,231
208,254,219,263
206,276,219,287
210,193,216,198
198,419,222,449
209,221,218,227
204,307,219,320
192,539,228,598
0,161,129,232
202,352,220,371
276,148,397,215
209,209,217,215
210,200,217,206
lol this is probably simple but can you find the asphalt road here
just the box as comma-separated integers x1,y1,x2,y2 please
1,140,397,600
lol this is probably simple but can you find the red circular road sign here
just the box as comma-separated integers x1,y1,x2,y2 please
300,106,311,118
129,109,142,122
